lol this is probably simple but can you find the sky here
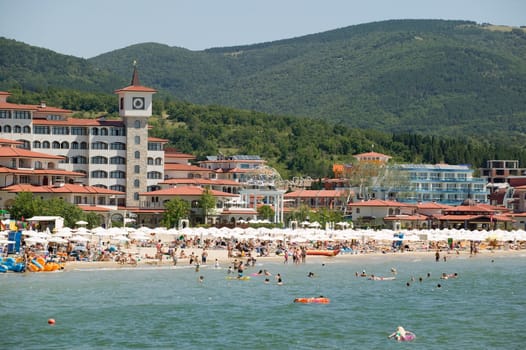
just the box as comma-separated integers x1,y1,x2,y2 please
1,0,525,58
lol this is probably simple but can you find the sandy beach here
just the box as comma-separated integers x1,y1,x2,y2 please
63,246,526,271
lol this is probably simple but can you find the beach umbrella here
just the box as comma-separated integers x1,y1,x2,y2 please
69,235,90,242
75,220,88,226
25,236,48,244
48,236,68,244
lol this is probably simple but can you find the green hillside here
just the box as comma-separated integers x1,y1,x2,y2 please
88,19,526,137
2,19,526,178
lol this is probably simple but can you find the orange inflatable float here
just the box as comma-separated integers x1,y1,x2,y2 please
293,297,330,304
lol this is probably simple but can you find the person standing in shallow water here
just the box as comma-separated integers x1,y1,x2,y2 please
435,250,440,262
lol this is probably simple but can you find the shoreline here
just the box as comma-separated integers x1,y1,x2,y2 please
63,248,526,271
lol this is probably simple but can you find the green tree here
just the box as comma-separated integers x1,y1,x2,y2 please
85,212,102,229
8,192,43,221
257,205,275,221
162,198,190,228
198,187,216,225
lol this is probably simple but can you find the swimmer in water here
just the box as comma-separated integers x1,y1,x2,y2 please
389,326,407,341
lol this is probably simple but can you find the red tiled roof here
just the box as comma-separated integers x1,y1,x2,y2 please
284,189,348,198
442,205,494,214
114,85,157,93
416,202,454,210
0,139,23,145
77,205,111,212
348,199,415,207
434,214,513,222
164,163,212,172
32,118,124,127
2,183,124,195
148,137,169,143
0,167,85,177
139,186,237,197
383,214,428,221
161,178,241,186
165,152,196,159
0,101,39,110
0,147,64,159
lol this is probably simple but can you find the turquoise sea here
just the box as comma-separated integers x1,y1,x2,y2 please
2,253,526,349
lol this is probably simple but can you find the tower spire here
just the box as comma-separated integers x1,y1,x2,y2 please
131,60,140,86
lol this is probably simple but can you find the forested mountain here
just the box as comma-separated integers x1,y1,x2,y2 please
89,19,526,138
2,20,526,138
1,19,526,177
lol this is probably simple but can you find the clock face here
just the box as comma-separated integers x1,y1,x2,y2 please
132,97,145,110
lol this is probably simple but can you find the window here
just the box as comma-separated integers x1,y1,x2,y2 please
133,179,140,188
61,141,69,149
110,142,126,150
71,156,87,164
134,120,141,128
23,126,31,133
134,192,139,201
33,141,41,148
34,161,43,169
0,110,11,119
71,127,88,135
14,125,22,133
100,128,108,136
91,156,108,164
14,111,30,119
18,140,31,149
147,157,154,165
110,156,126,164
91,142,108,150
42,141,50,149
58,156,69,164
52,141,60,149
110,170,126,178
4,125,11,132
134,165,140,174
110,127,125,136
52,127,69,135
91,128,99,136
148,143,163,151
71,142,79,149
80,142,88,149
134,136,140,145
34,126,50,134
134,151,140,159
147,171,162,179
91,170,108,178
111,184,126,192
155,157,162,165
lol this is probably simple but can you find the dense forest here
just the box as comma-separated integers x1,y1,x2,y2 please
5,88,526,179
2,19,526,139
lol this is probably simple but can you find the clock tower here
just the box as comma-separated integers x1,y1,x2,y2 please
114,65,157,208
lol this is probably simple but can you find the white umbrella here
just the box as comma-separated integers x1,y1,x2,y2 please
69,235,90,242
48,236,68,244
75,220,88,226
25,237,48,244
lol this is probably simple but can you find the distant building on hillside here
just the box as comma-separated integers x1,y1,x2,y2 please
377,163,488,206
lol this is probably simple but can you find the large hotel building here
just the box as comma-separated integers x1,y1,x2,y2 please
0,68,166,216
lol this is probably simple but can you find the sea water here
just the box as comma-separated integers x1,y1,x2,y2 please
1,253,526,349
